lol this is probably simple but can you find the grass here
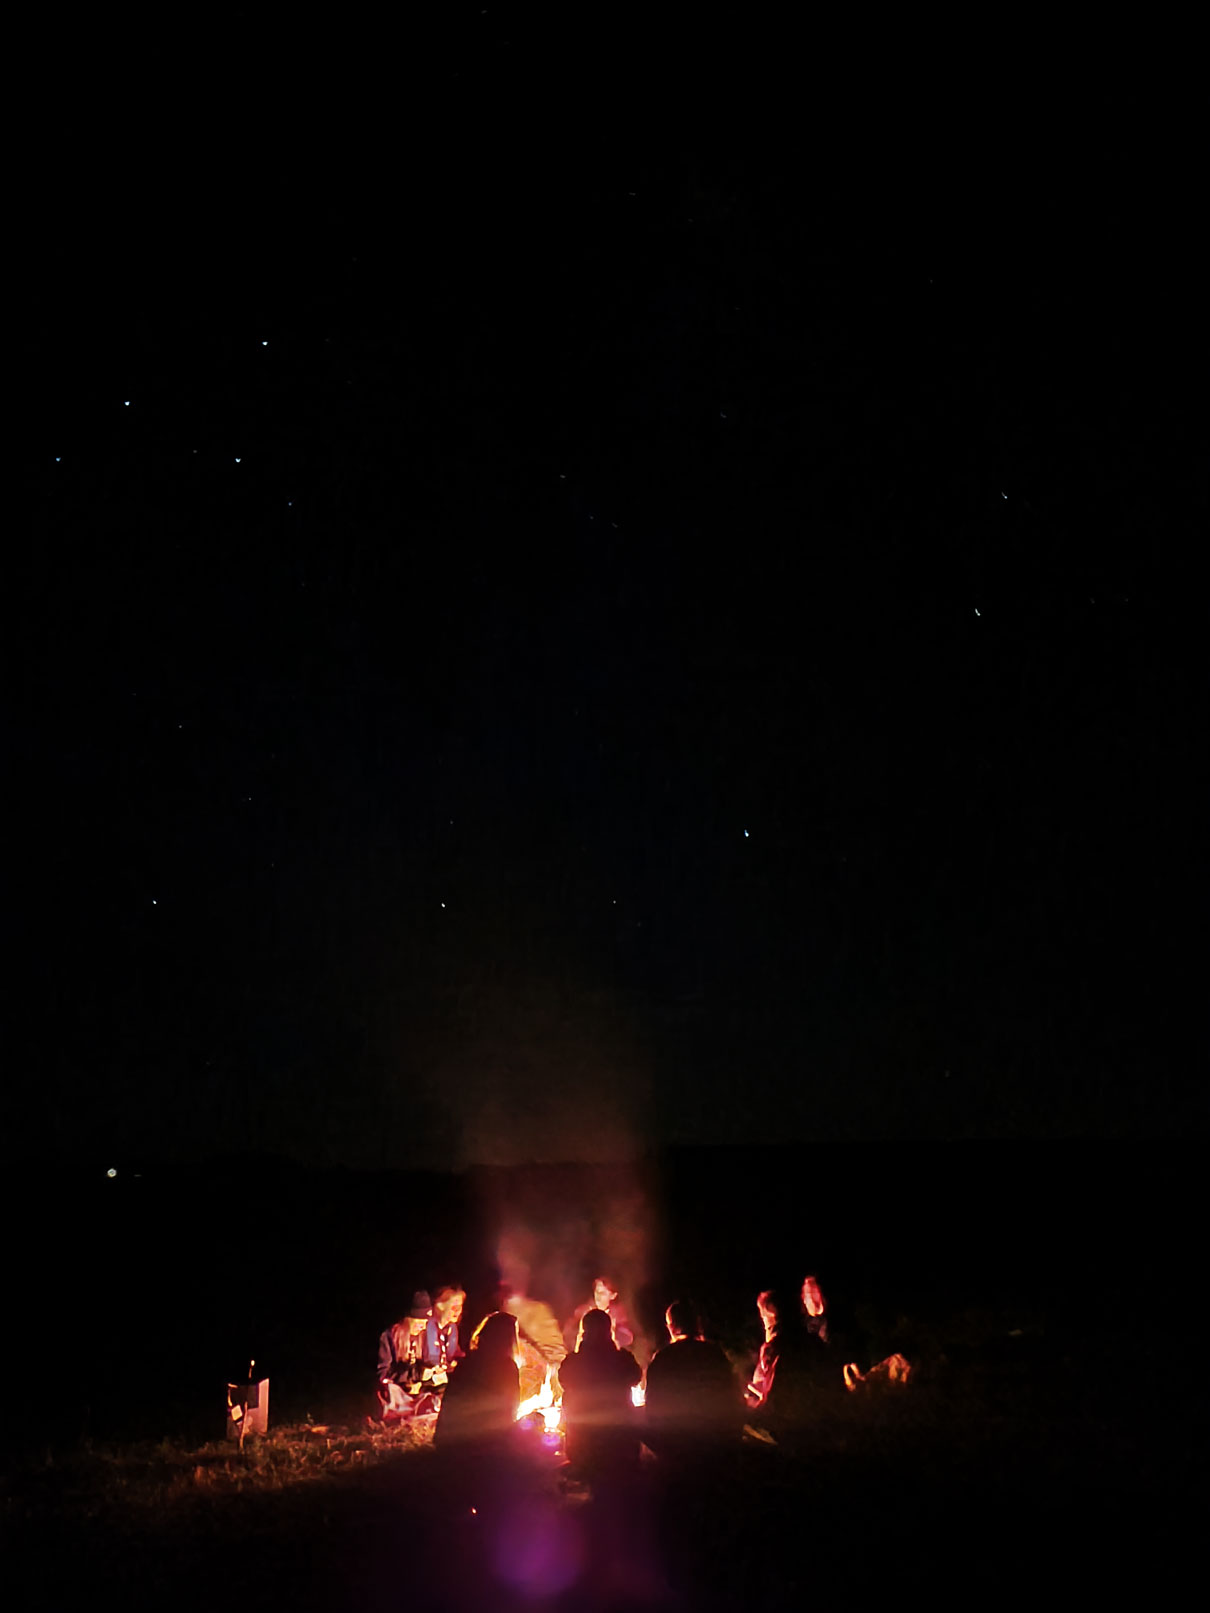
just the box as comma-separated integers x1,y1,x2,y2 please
4,1317,1193,1611
5,1415,435,1522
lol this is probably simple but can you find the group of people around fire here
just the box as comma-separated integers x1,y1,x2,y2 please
376,1272,909,1473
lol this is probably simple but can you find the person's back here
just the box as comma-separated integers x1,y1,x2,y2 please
745,1289,838,1450
559,1308,641,1478
645,1335,741,1462
434,1312,520,1454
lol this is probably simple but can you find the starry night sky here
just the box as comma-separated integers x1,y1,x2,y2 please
12,109,1203,1172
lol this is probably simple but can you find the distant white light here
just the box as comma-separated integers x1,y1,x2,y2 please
107,1167,117,1178
441,902,446,908
743,829,749,837
261,341,268,347
55,457,61,463
152,899,157,905
124,401,130,407
235,457,241,464
1001,491,1007,499
974,609,981,617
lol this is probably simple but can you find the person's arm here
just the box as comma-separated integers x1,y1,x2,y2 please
564,1303,586,1354
610,1305,635,1350
745,1341,777,1408
377,1330,394,1381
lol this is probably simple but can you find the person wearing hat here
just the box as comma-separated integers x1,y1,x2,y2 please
376,1291,434,1420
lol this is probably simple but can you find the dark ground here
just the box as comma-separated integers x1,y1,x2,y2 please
3,1143,1201,1606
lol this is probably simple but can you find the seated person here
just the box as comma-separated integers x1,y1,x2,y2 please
499,1284,567,1403
645,1300,742,1461
564,1274,635,1354
799,1271,906,1390
376,1290,436,1419
424,1286,467,1386
434,1310,521,1453
744,1288,823,1444
800,1273,832,1343
559,1307,642,1479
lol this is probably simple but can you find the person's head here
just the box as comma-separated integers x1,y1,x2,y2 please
404,1290,433,1338
757,1289,791,1339
592,1276,618,1311
665,1300,698,1342
469,1310,519,1363
434,1287,465,1327
497,1286,523,1320
577,1306,615,1352
801,1275,826,1317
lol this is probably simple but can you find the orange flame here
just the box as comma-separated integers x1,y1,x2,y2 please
515,1366,561,1431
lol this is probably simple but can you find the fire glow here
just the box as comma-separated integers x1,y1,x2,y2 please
515,1366,561,1433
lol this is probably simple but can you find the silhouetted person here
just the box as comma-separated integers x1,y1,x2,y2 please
434,1310,520,1455
644,1300,742,1465
559,1306,642,1481
565,1274,636,1354
799,1271,864,1392
744,1288,821,1448
800,1274,831,1343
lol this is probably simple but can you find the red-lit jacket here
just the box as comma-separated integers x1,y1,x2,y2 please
745,1337,780,1409
565,1299,635,1353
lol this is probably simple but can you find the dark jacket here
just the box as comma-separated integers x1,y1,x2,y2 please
377,1325,424,1385
423,1318,464,1370
746,1327,834,1439
645,1337,742,1457
433,1350,519,1450
559,1339,642,1473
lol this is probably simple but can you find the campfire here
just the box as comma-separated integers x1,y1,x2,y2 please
515,1365,562,1434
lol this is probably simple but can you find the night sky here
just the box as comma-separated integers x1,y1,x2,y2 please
13,94,1203,1173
